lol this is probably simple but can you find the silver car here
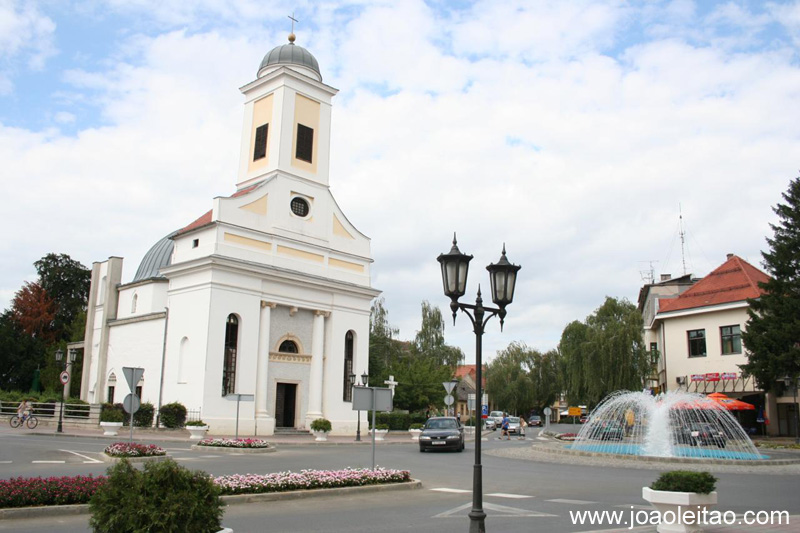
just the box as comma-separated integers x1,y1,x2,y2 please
506,416,521,434
483,418,497,431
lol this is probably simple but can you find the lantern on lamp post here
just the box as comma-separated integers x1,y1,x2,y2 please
437,234,520,533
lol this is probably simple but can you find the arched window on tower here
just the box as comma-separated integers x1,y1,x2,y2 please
131,293,138,314
279,339,299,353
222,314,239,396
343,331,354,402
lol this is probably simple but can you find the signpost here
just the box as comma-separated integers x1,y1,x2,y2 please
122,367,144,442
543,407,552,430
443,380,457,416
224,393,254,439
353,386,393,470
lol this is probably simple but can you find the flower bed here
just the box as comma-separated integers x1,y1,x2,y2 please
0,468,411,509
0,475,105,509
214,468,411,495
196,437,271,449
556,433,578,441
104,442,166,457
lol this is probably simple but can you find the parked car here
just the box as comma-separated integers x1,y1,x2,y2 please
489,411,504,428
506,416,522,435
592,421,624,441
579,415,589,424
675,423,727,448
483,418,497,431
419,417,465,452
528,415,542,427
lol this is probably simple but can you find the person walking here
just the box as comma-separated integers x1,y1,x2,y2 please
518,416,527,440
500,412,510,440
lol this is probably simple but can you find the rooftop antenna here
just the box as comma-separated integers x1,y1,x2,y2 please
639,260,657,284
679,204,687,276
288,13,298,43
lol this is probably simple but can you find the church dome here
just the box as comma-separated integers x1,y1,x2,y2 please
132,231,176,282
258,34,321,81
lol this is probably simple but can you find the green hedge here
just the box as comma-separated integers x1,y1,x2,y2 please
366,411,427,430
651,471,717,494
159,402,187,429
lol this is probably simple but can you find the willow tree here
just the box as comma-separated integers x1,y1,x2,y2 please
486,342,535,415
560,297,647,407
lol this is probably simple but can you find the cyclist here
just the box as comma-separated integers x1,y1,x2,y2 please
16,399,32,422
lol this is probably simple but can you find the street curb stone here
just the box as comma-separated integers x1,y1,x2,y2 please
190,444,277,453
0,480,422,520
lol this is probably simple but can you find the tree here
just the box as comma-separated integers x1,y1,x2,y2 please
0,311,47,391
486,342,534,415
559,297,647,407
33,253,90,342
10,282,57,343
391,352,453,413
528,348,562,413
412,301,463,369
742,176,800,390
368,297,401,386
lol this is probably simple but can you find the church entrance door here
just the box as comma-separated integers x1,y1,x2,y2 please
275,383,297,428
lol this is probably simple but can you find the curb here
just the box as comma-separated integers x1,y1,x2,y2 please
531,444,800,466
0,480,422,520
102,454,171,464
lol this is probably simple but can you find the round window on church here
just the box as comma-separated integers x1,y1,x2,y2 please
290,197,309,217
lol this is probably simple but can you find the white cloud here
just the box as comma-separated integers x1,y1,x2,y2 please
1,1,799,361
0,0,56,93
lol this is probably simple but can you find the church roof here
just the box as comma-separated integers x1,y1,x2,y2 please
258,40,321,81
657,255,769,314
132,231,177,282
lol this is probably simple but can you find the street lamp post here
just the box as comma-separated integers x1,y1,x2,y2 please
782,375,800,444
356,371,368,442
438,234,520,533
54,348,77,434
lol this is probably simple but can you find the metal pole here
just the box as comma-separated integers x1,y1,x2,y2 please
130,409,134,443
371,388,376,471
469,299,486,533
793,381,799,445
356,410,361,442
57,356,66,433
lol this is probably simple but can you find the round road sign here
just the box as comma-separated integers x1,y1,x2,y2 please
543,407,552,416
444,394,454,406
59,371,70,385
123,393,141,414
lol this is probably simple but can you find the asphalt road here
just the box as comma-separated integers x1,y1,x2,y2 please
1,424,798,532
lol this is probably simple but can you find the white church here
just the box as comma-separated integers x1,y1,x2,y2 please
79,34,379,436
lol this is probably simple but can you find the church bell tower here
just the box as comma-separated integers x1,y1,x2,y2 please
235,33,338,191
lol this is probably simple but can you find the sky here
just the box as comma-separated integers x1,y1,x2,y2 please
1,0,799,364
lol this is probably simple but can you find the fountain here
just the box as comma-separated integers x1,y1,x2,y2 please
569,390,767,461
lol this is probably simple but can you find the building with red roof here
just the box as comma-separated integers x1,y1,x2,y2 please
642,254,771,432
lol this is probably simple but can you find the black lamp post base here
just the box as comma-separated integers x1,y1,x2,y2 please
468,510,486,532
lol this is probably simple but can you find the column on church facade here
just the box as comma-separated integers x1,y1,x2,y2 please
255,301,274,419
305,310,327,424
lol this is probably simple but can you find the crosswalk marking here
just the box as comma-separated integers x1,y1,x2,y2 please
434,501,557,518
486,493,532,499
32,460,65,464
546,498,596,505
431,488,471,493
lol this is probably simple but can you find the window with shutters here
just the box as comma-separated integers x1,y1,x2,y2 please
343,331,354,402
222,314,239,395
253,124,268,161
296,124,313,163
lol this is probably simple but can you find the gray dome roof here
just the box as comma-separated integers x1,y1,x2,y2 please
258,42,321,81
133,231,176,282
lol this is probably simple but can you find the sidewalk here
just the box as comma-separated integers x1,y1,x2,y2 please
20,423,485,445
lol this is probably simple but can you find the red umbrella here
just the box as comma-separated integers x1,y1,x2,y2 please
706,392,755,410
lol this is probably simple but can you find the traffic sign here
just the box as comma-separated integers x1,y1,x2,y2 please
568,406,582,417
123,393,141,414
543,407,552,416
122,367,144,392
444,394,454,406
443,381,457,395
59,371,70,385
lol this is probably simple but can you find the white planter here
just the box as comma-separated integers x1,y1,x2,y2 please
100,422,123,436
642,487,718,533
187,425,209,440
312,430,329,442
371,429,388,441
408,429,422,441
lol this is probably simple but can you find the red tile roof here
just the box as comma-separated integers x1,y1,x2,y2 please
177,209,212,235
455,365,476,379
175,182,263,236
657,255,769,313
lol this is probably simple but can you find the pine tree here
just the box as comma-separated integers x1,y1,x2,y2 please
742,176,800,390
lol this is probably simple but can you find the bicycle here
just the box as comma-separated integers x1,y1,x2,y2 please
9,414,39,429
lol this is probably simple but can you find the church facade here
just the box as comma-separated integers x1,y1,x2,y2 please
79,35,379,435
